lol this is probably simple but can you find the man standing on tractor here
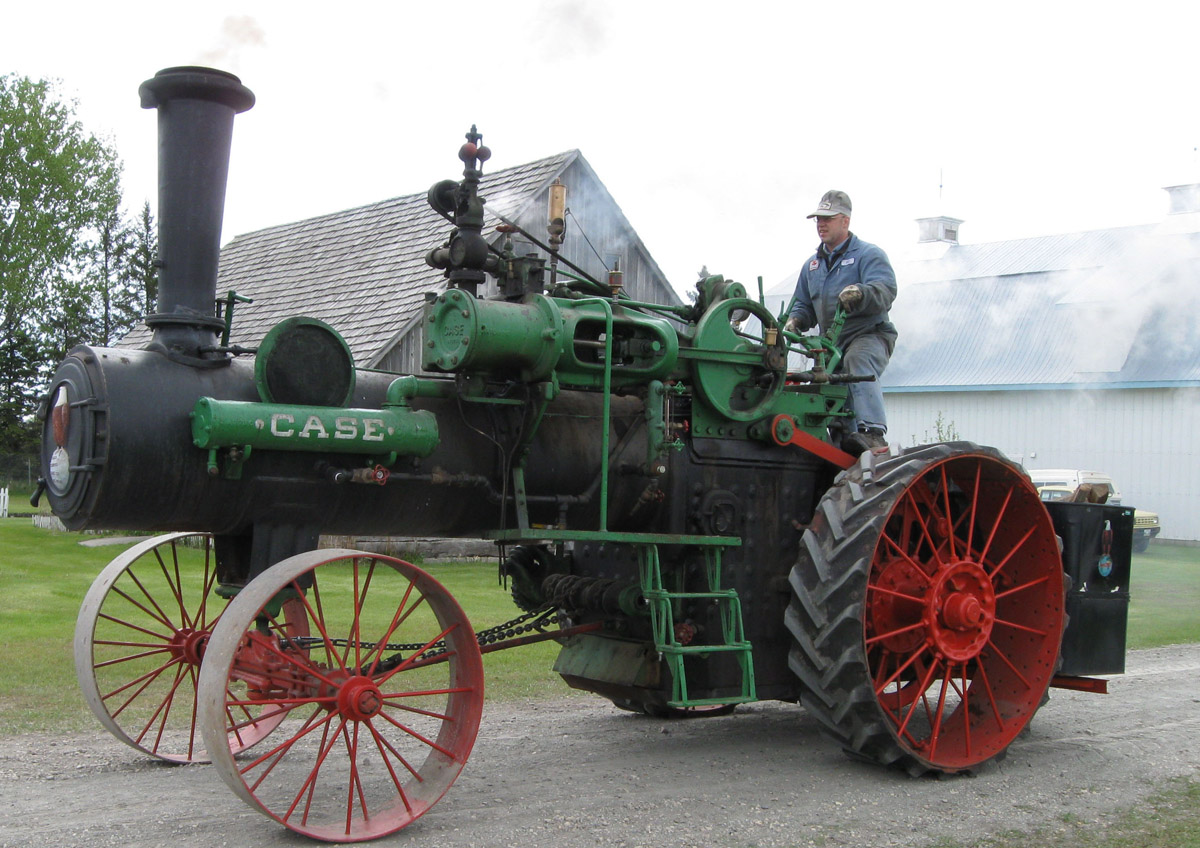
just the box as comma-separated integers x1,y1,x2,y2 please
784,189,898,457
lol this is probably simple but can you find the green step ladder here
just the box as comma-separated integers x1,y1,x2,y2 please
637,544,756,708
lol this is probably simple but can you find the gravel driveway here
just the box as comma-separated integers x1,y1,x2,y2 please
3,644,1198,848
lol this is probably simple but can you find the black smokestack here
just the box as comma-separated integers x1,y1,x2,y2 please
138,66,254,362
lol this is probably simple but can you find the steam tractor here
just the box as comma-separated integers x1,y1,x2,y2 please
35,67,1133,842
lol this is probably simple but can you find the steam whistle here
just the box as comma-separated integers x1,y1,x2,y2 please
425,125,497,293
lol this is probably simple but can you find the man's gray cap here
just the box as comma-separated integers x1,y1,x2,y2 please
807,189,852,218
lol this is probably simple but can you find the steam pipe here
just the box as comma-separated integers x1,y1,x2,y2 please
138,66,254,363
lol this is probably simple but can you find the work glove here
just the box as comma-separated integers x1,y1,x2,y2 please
837,285,863,311
783,316,801,334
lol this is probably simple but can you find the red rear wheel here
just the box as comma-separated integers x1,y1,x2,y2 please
197,549,484,842
786,443,1065,774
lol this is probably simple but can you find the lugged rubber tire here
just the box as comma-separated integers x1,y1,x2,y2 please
785,442,1065,775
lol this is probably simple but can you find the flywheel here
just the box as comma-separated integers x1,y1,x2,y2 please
785,442,1065,774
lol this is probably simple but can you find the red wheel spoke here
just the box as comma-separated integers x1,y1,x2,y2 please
194,553,219,631
926,663,952,761
241,706,337,784
282,717,347,825
132,660,187,747
103,655,182,710
377,623,460,686
865,620,925,647
992,617,1048,637
365,582,421,677
958,664,971,759
119,572,178,631
995,574,1051,600
97,612,170,642
866,583,925,604
985,641,1033,690
874,645,928,696
966,461,982,554
976,486,1014,565
985,524,1038,580
973,657,1005,731
939,466,956,560
93,647,172,668
151,547,189,628
343,722,369,835
379,700,454,722
901,490,946,570
294,579,348,675
879,534,934,583
894,657,940,740
367,721,415,813
374,709,457,759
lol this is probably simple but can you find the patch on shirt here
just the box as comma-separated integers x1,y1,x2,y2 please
841,257,855,266
809,259,819,271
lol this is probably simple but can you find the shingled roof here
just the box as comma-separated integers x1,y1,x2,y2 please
123,149,607,365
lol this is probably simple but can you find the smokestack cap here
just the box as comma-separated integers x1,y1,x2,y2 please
139,66,255,113
807,189,852,219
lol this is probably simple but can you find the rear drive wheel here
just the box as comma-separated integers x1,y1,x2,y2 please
785,442,1065,774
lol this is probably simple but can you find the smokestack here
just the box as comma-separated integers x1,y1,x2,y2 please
138,66,254,362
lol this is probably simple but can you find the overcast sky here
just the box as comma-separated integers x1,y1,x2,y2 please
6,1,1199,298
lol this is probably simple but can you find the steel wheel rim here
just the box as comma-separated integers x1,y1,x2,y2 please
197,549,484,842
74,532,287,763
864,454,1063,770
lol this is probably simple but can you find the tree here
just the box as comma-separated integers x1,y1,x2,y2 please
129,200,158,317
0,73,122,452
91,206,142,346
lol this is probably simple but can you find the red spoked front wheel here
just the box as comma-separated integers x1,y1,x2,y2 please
197,549,484,842
786,443,1065,774
75,533,295,763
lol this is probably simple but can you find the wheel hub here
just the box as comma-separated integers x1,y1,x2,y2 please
337,676,385,722
167,627,209,666
926,561,994,661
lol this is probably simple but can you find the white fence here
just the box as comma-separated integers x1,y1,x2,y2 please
0,487,8,518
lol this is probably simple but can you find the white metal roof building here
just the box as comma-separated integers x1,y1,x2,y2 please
883,207,1200,543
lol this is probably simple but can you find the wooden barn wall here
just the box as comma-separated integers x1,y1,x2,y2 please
885,386,1199,542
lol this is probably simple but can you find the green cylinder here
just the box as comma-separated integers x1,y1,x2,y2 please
191,398,439,457
423,289,563,380
423,290,679,387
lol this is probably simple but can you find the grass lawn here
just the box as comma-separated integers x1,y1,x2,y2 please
1127,544,1200,649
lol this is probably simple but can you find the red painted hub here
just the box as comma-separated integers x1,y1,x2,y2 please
167,627,209,666
337,676,385,722
926,560,995,661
